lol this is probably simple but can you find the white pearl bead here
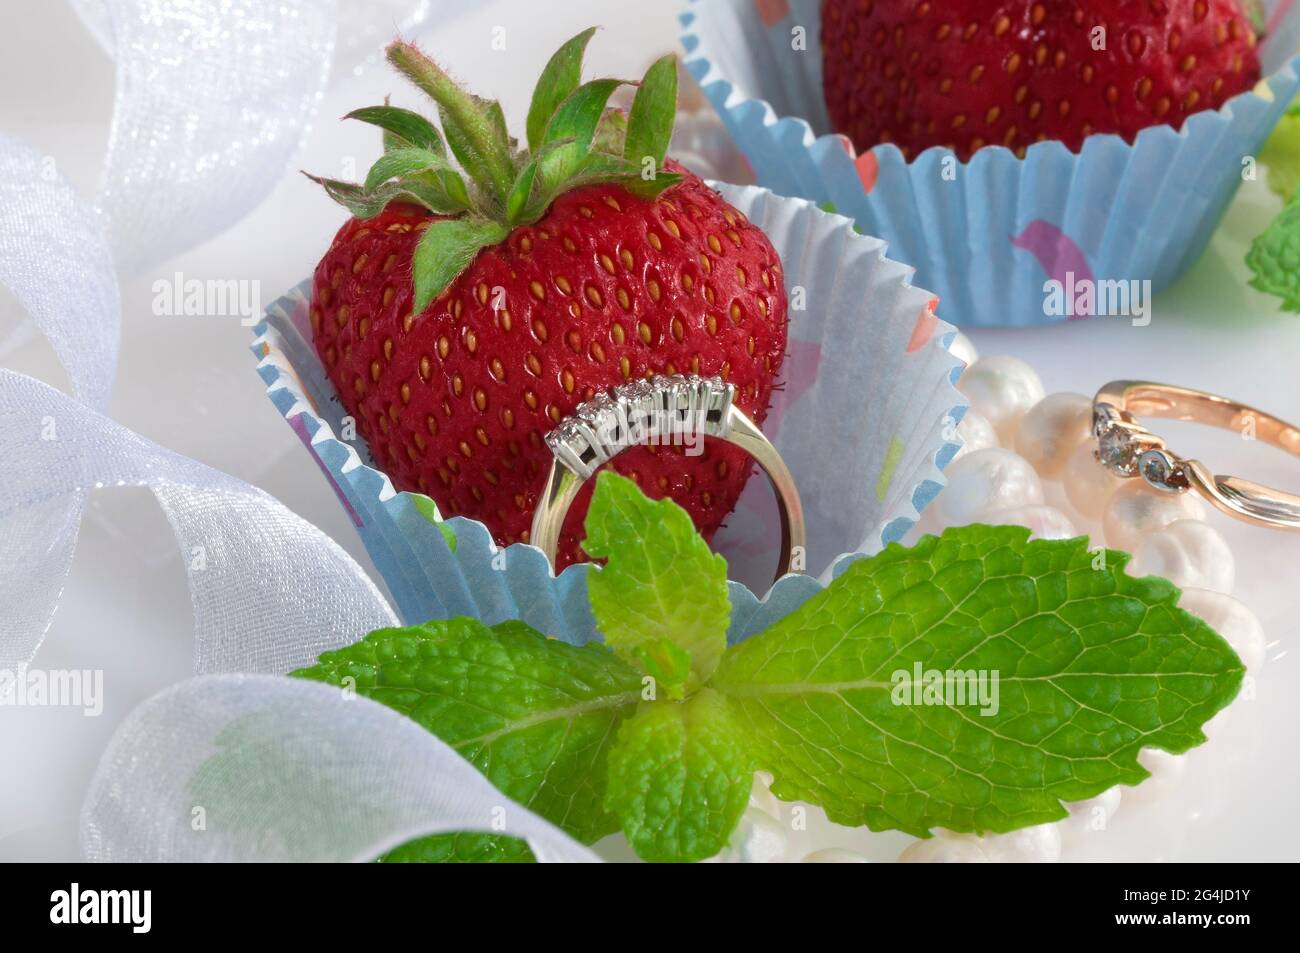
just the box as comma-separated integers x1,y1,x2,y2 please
977,824,1063,863
980,504,1078,540
747,772,781,819
947,331,979,369
712,806,788,863
952,408,999,462
933,448,1044,528
802,848,871,863
1058,787,1122,844
1102,481,1205,553
1123,748,1187,806
1177,588,1266,673
1062,439,1125,520
911,504,944,539
899,837,989,863
1131,520,1235,594
957,356,1045,443
1014,392,1094,479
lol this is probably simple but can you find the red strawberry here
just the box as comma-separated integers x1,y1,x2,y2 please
821,0,1262,161
308,33,787,569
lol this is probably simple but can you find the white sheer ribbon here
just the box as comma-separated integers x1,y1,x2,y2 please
0,367,400,672
0,131,400,670
82,675,599,862
0,135,118,656
2,0,595,862
73,0,337,275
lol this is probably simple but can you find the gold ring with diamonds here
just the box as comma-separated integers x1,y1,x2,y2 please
530,374,806,582
1092,381,1300,530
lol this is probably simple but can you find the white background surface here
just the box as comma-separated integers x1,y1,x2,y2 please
1,0,1297,861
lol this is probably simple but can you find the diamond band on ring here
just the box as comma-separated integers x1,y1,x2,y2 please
1093,381,1300,530
530,374,807,582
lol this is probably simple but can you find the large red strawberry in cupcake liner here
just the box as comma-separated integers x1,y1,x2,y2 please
821,0,1263,161
308,30,787,569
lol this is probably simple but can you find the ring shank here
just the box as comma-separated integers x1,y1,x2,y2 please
1095,380,1300,530
1095,381,1300,457
530,466,583,564
726,405,801,573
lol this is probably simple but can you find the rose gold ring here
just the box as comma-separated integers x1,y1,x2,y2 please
1092,380,1300,530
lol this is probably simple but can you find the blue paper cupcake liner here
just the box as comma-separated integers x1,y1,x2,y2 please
681,0,1300,328
251,184,966,645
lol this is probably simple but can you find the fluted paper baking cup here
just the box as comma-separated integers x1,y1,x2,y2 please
251,183,965,643
681,0,1300,328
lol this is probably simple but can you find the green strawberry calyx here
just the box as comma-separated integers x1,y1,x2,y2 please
306,29,681,313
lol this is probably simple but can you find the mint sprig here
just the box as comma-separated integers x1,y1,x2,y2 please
307,30,683,307
582,468,730,693
292,473,1244,862
1248,99,1300,311
293,615,643,863
1247,200,1300,312
1261,103,1300,205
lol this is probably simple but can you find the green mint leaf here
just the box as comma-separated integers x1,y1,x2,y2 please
411,493,457,551
624,54,677,171
1247,199,1300,312
525,27,597,153
185,710,534,863
632,639,693,701
377,831,534,864
604,690,754,862
386,41,517,206
291,617,644,862
1260,101,1300,205
711,524,1244,838
411,217,509,311
345,105,446,154
582,472,730,689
